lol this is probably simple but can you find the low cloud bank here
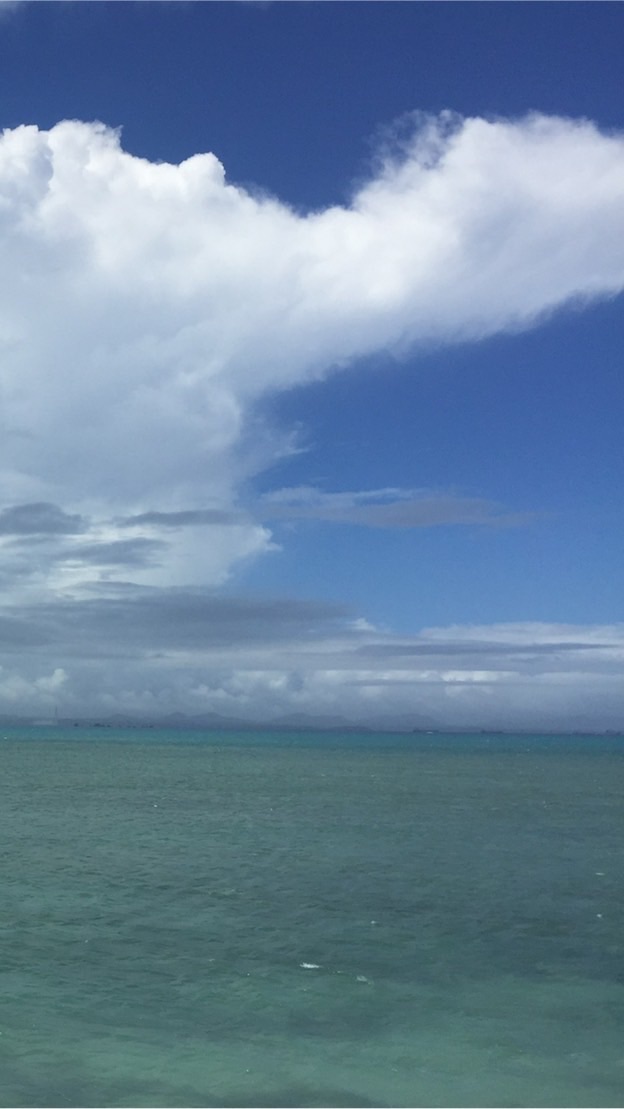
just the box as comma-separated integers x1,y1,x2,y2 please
0,588,622,732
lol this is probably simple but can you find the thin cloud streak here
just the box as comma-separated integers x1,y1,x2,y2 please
260,486,533,529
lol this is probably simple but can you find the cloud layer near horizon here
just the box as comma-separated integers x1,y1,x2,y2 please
0,587,622,731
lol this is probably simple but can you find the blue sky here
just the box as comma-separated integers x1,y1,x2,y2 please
0,1,623,729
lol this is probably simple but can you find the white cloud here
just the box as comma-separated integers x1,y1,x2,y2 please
0,112,623,724
0,665,66,708
0,112,622,592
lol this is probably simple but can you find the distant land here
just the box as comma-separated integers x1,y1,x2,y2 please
0,711,621,737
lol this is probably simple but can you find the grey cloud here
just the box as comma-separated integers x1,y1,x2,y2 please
260,487,531,529
61,538,167,568
0,580,617,685
355,640,612,659
138,595,342,648
0,502,86,536
0,588,351,658
0,591,623,731
0,614,51,648
119,509,246,529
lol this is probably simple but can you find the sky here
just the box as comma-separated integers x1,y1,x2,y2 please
0,0,623,730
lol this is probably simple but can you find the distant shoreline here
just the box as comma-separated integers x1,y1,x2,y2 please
2,717,623,739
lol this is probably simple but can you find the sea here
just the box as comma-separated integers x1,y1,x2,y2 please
1,726,623,1109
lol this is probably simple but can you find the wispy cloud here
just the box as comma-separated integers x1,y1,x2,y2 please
0,0,23,15
260,486,532,529
118,509,247,529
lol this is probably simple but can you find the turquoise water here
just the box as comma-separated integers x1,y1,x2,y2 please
1,728,623,1107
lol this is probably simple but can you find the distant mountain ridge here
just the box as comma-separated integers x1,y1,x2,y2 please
1,708,435,733
0,711,620,736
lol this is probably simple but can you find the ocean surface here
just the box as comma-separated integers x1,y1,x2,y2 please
1,727,623,1108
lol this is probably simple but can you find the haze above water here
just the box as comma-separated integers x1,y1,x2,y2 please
1,728,623,1108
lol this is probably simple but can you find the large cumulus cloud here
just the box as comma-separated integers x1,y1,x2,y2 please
0,112,623,590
